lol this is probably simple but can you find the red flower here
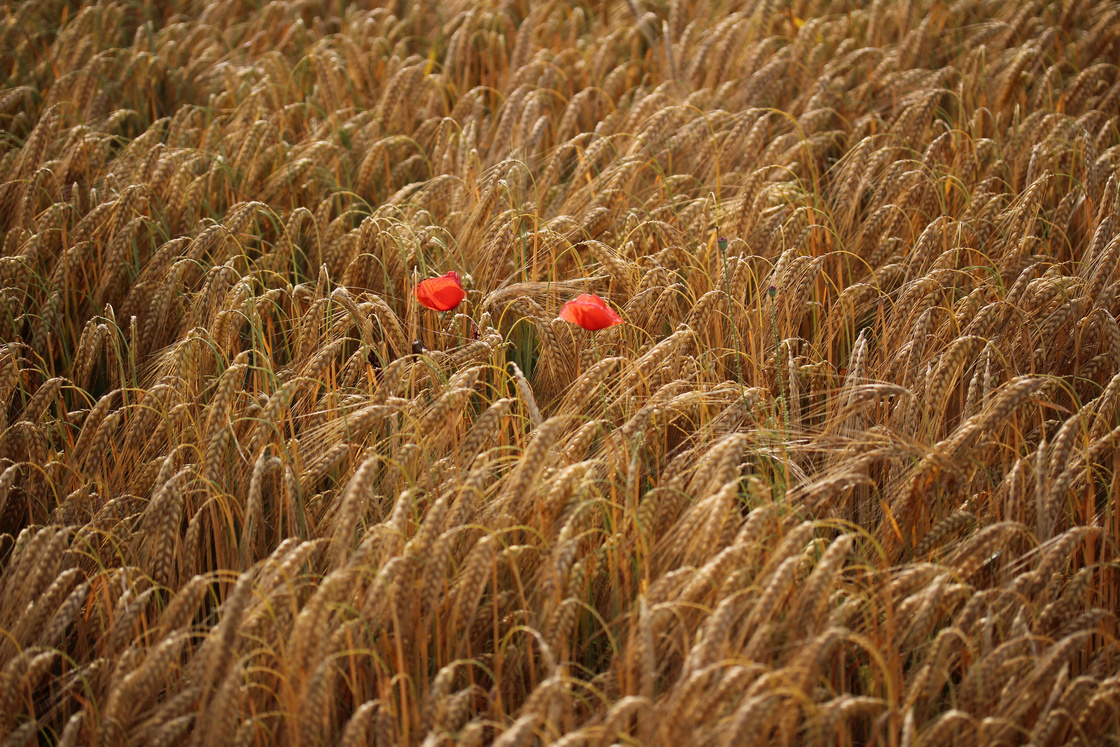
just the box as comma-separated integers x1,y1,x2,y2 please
416,271,465,311
558,294,623,331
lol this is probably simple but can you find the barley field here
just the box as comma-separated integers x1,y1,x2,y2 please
1,0,1120,744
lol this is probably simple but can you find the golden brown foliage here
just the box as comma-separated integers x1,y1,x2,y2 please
2,0,1120,744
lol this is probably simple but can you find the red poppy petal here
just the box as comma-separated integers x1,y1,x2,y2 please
558,301,583,326
559,294,623,331
416,274,465,311
585,293,607,307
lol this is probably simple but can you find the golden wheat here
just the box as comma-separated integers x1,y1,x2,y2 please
1,0,1120,744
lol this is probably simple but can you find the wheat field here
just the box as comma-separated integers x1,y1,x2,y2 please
1,0,1120,744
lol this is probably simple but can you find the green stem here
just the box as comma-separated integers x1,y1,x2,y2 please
770,285,789,433
717,238,746,395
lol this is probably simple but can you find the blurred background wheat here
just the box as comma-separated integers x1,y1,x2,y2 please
2,0,1120,744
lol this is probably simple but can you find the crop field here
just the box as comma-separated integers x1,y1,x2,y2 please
2,0,1120,744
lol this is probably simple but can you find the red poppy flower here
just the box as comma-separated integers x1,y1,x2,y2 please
558,294,623,331
416,271,465,311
